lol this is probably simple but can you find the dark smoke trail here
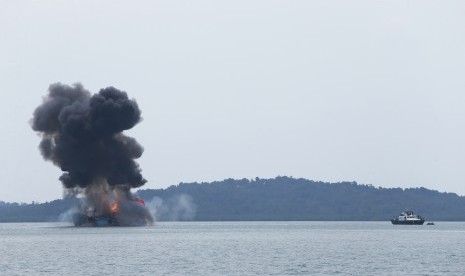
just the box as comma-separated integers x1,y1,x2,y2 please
32,83,153,225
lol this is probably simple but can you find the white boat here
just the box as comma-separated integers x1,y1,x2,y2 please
391,210,425,225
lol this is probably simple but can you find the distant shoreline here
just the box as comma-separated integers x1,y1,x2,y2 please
2,177,465,222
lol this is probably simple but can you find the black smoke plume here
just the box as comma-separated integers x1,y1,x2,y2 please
32,83,152,225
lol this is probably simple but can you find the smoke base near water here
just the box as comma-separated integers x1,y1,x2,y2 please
146,194,197,221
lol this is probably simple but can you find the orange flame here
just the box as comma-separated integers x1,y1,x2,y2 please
111,201,119,213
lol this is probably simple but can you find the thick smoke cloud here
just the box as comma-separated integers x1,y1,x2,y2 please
32,83,146,190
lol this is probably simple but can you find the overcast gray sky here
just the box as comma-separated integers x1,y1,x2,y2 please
1,0,464,202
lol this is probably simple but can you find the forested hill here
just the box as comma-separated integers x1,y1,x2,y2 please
2,177,465,222
137,177,465,221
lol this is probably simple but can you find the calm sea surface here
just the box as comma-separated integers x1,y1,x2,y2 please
1,221,464,275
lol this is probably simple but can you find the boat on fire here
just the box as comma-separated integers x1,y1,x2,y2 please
391,210,425,225
72,209,119,227
72,197,148,227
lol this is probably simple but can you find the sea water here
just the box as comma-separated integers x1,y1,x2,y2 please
1,221,464,275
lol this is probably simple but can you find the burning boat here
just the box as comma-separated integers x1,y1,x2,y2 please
73,209,119,227
73,195,150,227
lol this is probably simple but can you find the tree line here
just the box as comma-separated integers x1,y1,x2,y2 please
1,177,465,222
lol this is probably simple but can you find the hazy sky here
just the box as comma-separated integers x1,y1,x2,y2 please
1,1,464,202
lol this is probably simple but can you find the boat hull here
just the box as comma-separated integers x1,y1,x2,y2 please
391,219,425,225
73,213,119,227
